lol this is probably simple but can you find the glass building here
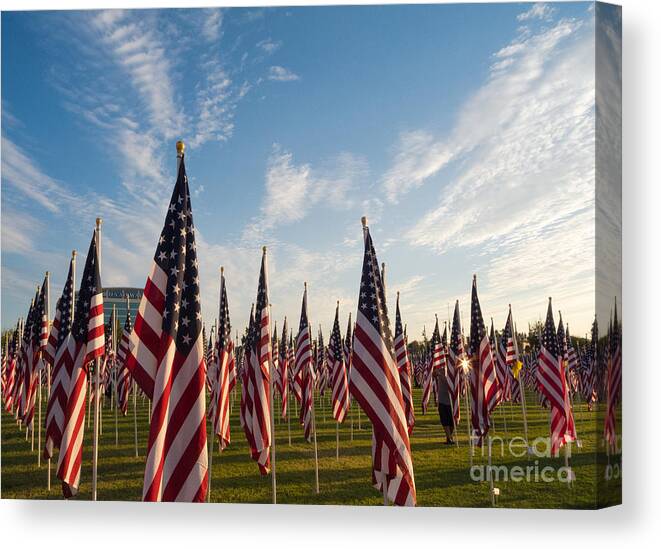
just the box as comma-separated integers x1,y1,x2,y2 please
103,287,143,326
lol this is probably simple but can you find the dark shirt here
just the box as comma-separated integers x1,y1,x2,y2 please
435,369,452,406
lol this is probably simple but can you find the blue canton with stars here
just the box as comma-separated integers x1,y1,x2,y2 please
469,277,487,357
56,260,75,348
154,156,202,355
358,227,394,359
73,233,102,344
541,299,559,359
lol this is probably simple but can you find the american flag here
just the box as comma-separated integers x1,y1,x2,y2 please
11,318,26,416
240,305,254,436
505,308,522,404
536,298,575,456
277,318,289,418
3,324,19,412
422,319,440,415
241,248,272,474
17,291,36,425
287,330,296,403
468,275,499,445
557,312,569,370
23,279,47,429
447,301,464,426
394,293,414,434
316,327,328,395
582,317,598,408
125,147,208,501
57,231,105,497
210,268,234,451
350,221,415,506
116,306,132,416
296,285,315,442
604,300,621,451
343,313,353,379
329,302,350,423
496,314,513,403
44,256,75,460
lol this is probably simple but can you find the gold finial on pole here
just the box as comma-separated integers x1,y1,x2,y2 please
361,216,367,227
176,140,185,157
72,250,77,259
46,271,50,276
304,281,307,290
96,217,102,229
220,266,224,275
262,246,267,254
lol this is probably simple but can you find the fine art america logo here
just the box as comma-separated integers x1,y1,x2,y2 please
469,436,622,484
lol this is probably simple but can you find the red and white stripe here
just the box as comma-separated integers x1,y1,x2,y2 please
211,340,234,451
57,290,104,496
394,332,414,434
127,261,208,501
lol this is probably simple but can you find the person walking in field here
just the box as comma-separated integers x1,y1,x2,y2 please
435,367,455,445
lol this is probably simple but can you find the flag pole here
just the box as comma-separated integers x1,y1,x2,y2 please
112,304,118,447
305,282,320,495
126,295,138,458
91,217,102,501
311,391,320,494
513,318,531,455
38,272,49,469
32,291,37,452
266,249,277,504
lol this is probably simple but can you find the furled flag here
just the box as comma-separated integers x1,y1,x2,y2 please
116,306,132,416
44,255,75,459
18,290,37,426
343,313,353,379
536,298,576,456
422,318,440,415
505,307,522,403
240,305,255,435
125,144,208,502
496,312,513,403
604,299,621,452
241,248,272,474
287,330,296,402
210,267,235,451
296,284,315,442
277,318,289,418
581,317,598,408
468,275,500,445
557,312,569,370
394,293,414,434
12,318,26,416
329,302,350,423
4,323,20,412
57,231,105,497
24,279,47,430
316,327,328,395
350,219,415,506
447,301,464,426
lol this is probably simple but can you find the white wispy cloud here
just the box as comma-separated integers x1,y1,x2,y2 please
249,145,367,235
268,65,300,82
517,3,555,22
1,136,85,214
380,13,598,332
0,210,41,256
201,8,223,42
257,38,282,55
92,10,183,139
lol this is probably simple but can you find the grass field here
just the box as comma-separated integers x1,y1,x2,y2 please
1,386,621,508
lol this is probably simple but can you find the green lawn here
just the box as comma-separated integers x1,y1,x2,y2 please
1,387,621,508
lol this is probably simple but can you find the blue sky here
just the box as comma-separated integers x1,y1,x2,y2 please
1,2,620,340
